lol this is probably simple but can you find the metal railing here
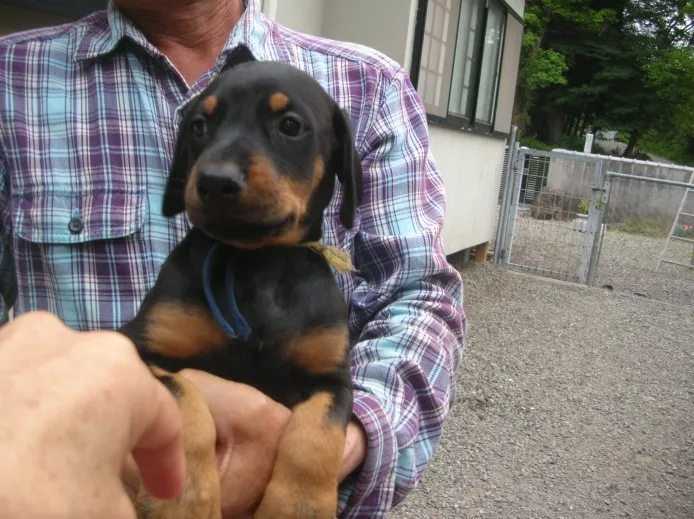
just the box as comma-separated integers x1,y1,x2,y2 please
494,147,694,305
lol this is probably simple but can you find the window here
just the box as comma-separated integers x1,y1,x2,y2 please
412,0,520,134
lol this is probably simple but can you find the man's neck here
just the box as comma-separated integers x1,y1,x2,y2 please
116,0,245,86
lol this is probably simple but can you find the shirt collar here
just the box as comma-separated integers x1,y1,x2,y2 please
73,0,286,64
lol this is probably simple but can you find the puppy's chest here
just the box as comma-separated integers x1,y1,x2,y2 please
232,249,346,336
194,250,346,394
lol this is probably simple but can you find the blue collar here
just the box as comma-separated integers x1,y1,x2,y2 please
202,242,252,342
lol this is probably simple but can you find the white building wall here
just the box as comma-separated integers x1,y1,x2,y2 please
504,0,526,17
429,127,505,254
321,0,415,69
266,0,512,255
263,0,326,37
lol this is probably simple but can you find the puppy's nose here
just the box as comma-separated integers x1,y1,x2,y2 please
196,163,244,203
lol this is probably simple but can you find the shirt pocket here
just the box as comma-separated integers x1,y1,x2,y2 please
12,188,147,244
10,187,150,330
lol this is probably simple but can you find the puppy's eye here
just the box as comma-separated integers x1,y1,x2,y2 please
278,115,303,138
190,118,207,138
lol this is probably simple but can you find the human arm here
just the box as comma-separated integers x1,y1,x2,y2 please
0,311,186,518
335,67,468,517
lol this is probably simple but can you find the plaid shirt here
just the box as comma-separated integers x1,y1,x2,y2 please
0,0,467,516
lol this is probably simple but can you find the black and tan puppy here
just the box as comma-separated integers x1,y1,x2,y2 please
118,45,362,519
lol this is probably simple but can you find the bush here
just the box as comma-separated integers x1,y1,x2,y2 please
557,134,586,152
520,135,554,151
674,224,694,238
576,198,602,215
612,219,669,238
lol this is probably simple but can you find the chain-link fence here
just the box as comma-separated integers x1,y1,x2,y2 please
495,147,603,283
592,172,694,307
494,145,694,306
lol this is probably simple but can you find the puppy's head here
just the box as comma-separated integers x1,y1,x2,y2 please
163,47,363,249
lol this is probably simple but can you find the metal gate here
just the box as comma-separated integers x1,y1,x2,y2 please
494,147,606,284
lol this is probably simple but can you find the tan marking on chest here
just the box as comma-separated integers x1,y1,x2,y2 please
146,303,228,359
285,325,349,375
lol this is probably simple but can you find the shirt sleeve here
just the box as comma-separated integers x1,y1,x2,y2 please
0,152,15,325
337,67,469,518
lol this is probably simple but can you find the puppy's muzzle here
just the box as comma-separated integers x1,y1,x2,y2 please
196,162,246,208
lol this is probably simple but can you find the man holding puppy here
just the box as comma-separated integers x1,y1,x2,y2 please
0,0,468,517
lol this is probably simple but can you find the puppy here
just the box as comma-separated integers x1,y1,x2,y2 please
118,44,362,519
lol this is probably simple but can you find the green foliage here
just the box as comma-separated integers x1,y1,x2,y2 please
515,0,694,162
612,219,670,238
519,136,554,150
674,223,694,238
577,197,601,214
556,134,586,151
644,47,694,135
639,132,694,166
514,0,617,130
522,48,568,91
615,132,629,144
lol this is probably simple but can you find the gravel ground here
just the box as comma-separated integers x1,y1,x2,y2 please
594,229,693,307
505,211,693,307
391,261,694,519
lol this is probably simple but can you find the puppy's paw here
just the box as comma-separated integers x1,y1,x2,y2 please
135,472,222,519
253,477,338,519
253,391,345,519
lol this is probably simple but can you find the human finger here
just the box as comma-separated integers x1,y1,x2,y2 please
129,372,186,501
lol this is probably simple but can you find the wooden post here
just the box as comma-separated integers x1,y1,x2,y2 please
475,242,490,263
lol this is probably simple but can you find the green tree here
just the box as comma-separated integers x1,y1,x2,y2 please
514,0,694,163
513,0,616,133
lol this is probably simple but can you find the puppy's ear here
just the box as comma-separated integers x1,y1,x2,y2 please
162,104,193,217
331,105,363,229
221,44,257,73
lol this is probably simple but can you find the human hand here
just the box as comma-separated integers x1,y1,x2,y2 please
0,311,185,519
180,371,368,518
122,369,369,519
179,370,292,518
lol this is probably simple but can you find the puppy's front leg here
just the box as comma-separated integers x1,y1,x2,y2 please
134,368,222,519
254,387,351,519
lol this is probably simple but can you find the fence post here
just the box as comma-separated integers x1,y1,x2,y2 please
584,133,594,153
587,160,608,286
493,125,518,264
501,143,523,267
578,158,603,282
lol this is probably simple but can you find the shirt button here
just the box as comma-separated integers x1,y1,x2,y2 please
68,217,84,234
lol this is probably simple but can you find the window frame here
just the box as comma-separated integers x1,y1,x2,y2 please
410,0,516,138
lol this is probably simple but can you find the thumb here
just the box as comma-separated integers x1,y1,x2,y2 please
129,374,186,501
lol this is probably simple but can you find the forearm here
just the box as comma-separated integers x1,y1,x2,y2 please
334,66,467,516
337,278,466,516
